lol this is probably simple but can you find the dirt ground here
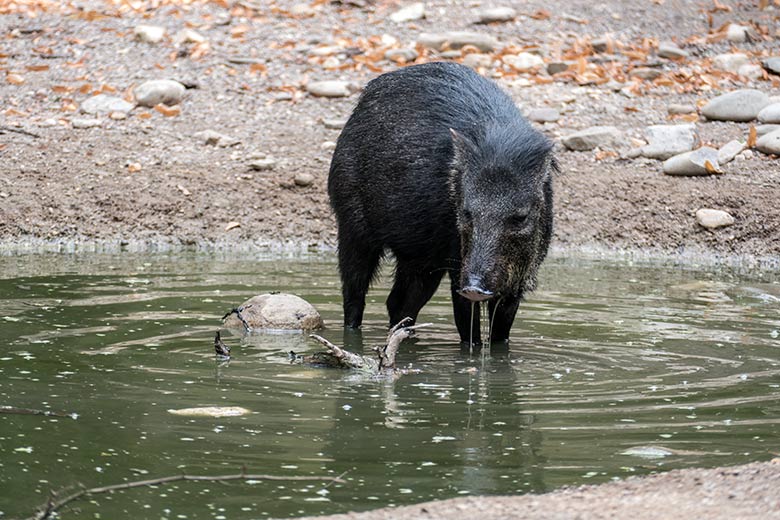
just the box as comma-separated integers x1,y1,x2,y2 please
296,459,780,520
0,0,779,258
1,0,779,516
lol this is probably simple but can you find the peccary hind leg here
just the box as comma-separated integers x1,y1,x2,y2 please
338,238,382,328
386,263,444,327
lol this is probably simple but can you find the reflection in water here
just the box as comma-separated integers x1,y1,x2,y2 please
0,252,778,519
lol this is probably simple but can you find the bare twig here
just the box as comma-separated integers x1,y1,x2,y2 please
221,304,253,331
0,125,40,138
0,405,75,418
29,471,345,520
309,333,366,368
375,320,432,369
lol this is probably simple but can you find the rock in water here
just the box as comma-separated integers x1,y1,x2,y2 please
701,90,771,122
222,294,323,331
755,129,780,155
134,80,186,107
640,123,699,160
696,209,735,230
561,126,622,151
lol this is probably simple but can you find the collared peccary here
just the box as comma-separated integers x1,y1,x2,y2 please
328,62,555,344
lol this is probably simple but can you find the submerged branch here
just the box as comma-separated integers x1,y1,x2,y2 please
304,318,432,373
29,471,345,520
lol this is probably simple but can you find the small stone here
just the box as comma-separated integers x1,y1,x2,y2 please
418,31,499,52
726,23,750,43
194,129,240,147
462,53,493,69
322,119,347,129
547,62,570,75
134,24,166,44
657,41,688,60
222,293,323,330
630,67,662,81
294,172,314,186
384,48,418,63
310,45,341,57
440,50,461,59
755,129,780,155
80,94,134,115
758,103,780,124
249,158,276,171
306,80,354,97
390,2,425,23
527,107,561,123
591,37,610,53
476,6,517,24
176,29,205,44
663,147,721,176
736,149,754,161
738,64,764,80
504,52,544,72
718,140,746,165
712,52,751,74
756,124,780,137
701,89,772,122
668,103,697,115
321,141,337,150
640,123,699,160
322,56,341,69
134,80,186,107
763,57,780,76
290,3,317,16
109,111,127,120
561,126,622,151
71,118,102,129
696,209,735,230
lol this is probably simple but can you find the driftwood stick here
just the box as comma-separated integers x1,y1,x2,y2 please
309,334,365,368
375,321,432,369
0,125,40,138
0,405,75,418
29,472,345,520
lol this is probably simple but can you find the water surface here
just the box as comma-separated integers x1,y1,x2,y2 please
0,253,778,519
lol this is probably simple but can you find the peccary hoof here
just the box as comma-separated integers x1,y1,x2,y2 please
222,293,323,331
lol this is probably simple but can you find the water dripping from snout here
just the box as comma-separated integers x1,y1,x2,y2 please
469,301,476,349
488,297,502,345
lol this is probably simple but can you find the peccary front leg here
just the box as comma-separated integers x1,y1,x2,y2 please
386,263,444,327
338,239,382,328
450,273,482,345
487,295,521,343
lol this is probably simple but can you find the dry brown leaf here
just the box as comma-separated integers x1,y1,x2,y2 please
5,108,28,117
759,0,769,8
225,221,241,231
154,104,181,117
52,85,72,93
249,62,267,75
703,160,719,173
6,73,25,85
137,112,153,120
78,83,92,94
748,126,757,148
26,64,49,72
530,9,551,20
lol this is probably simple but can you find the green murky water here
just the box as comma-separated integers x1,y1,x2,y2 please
0,253,778,519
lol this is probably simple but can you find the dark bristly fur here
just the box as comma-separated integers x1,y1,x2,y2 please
328,62,555,344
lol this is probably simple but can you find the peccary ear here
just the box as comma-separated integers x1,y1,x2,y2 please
449,128,476,167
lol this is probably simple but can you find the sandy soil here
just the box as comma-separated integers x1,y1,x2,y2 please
295,459,780,520
0,0,779,258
